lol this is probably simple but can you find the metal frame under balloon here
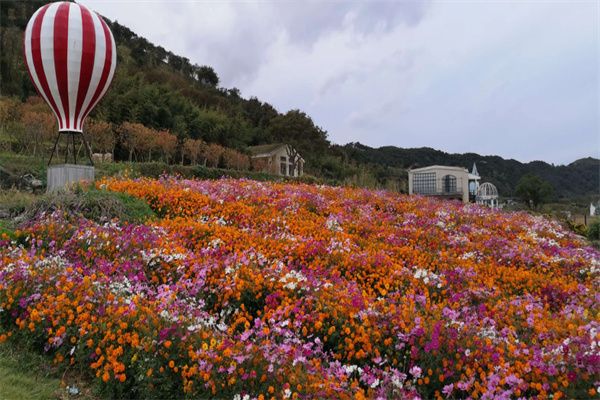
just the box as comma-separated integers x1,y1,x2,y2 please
48,131,94,167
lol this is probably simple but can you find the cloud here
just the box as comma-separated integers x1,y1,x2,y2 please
81,1,430,87
77,0,598,164
272,1,429,47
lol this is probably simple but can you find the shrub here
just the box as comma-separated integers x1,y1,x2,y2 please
588,216,600,240
567,220,588,237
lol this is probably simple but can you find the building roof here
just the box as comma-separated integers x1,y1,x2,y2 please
409,165,481,180
409,165,468,173
247,143,304,162
247,143,286,157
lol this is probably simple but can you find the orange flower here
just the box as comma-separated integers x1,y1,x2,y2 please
169,360,175,368
164,340,172,348
0,334,6,343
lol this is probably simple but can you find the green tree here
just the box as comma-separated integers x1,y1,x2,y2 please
515,173,554,211
195,65,219,87
588,216,600,240
269,110,330,174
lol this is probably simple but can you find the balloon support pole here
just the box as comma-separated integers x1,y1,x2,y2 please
48,131,95,167
47,131,95,193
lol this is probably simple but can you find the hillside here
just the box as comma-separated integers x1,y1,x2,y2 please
1,1,598,199
1,175,599,399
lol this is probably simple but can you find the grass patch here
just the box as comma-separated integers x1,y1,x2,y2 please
80,188,156,224
19,186,156,225
0,188,37,219
0,342,97,400
0,220,16,240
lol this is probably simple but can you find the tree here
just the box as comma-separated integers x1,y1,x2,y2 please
182,138,203,165
195,65,219,87
118,122,150,162
20,110,55,155
84,118,115,159
155,129,177,164
202,143,224,168
269,110,330,174
223,148,250,170
515,173,554,211
588,216,600,240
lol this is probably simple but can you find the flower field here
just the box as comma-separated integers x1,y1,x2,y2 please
1,175,599,400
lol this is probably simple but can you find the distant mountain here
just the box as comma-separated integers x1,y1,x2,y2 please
343,143,599,199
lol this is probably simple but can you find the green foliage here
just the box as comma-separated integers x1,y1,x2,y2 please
515,173,554,211
588,217,600,241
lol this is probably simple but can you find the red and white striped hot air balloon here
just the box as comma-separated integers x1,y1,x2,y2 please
23,1,116,133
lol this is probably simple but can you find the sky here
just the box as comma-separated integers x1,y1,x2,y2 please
77,0,599,166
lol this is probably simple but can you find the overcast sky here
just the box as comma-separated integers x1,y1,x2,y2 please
78,0,599,165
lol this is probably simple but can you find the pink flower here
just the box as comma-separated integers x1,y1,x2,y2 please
409,366,422,378
442,384,454,397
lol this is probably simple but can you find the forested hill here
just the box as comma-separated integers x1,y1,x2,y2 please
0,0,331,173
1,1,598,199
345,143,600,199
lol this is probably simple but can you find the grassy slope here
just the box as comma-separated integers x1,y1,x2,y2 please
0,343,97,400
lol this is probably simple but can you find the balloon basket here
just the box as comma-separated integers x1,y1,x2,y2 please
47,164,95,193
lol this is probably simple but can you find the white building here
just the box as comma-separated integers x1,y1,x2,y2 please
408,165,481,204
